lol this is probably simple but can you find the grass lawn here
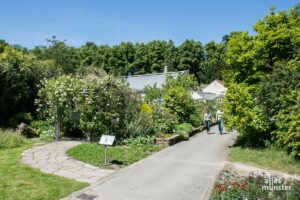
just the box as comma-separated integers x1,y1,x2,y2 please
229,146,300,175
0,143,88,200
67,143,165,169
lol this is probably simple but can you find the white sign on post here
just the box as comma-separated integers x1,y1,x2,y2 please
99,135,115,165
99,135,115,145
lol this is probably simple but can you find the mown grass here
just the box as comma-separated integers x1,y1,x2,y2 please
67,143,165,169
0,130,88,200
229,147,300,175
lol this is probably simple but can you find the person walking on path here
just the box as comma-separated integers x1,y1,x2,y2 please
216,109,223,135
204,110,212,134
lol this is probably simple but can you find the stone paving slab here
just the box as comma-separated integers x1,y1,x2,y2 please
21,141,114,184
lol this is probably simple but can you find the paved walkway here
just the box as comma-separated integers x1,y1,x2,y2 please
21,141,114,184
64,126,237,200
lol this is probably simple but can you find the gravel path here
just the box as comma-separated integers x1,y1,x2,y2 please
21,141,114,184
63,126,237,200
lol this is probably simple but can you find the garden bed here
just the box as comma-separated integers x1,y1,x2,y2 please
155,125,208,146
210,167,300,200
67,143,166,169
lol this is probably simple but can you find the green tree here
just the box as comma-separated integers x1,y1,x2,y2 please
108,42,135,75
274,91,300,158
163,86,195,123
223,5,300,153
144,83,163,102
223,31,256,84
33,36,80,73
224,6,300,84
223,84,269,146
177,40,204,82
199,41,226,83
0,46,56,126
0,39,8,53
163,74,198,91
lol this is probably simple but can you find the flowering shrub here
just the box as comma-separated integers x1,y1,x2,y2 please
35,75,83,137
40,129,56,142
36,71,143,140
211,169,300,200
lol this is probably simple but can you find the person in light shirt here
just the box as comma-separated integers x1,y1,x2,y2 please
216,109,224,135
204,110,211,134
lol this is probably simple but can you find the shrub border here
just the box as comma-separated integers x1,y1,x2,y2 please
155,123,217,146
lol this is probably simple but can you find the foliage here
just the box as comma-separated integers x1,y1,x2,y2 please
154,111,177,135
223,84,270,146
8,112,33,128
273,91,300,158
0,36,225,127
144,83,163,102
174,123,193,140
163,74,198,91
258,62,300,157
75,74,141,140
120,136,155,147
175,123,194,133
0,129,28,149
223,31,256,84
30,120,53,135
33,36,80,74
154,118,175,135
125,112,155,138
0,46,56,126
36,72,143,140
36,75,83,138
39,129,56,142
31,38,222,84
177,39,205,81
199,42,226,84
67,143,165,169
189,101,206,127
163,85,195,123
0,143,87,200
224,6,300,85
140,103,154,114
223,5,300,155
257,63,300,121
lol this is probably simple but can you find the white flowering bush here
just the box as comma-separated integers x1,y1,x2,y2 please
36,71,142,140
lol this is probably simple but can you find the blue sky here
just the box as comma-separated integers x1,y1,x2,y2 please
0,0,298,48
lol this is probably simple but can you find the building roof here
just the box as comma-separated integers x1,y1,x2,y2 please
193,91,224,101
202,80,227,95
125,71,188,92
192,80,227,101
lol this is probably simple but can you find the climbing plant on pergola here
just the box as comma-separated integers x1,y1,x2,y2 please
36,72,141,141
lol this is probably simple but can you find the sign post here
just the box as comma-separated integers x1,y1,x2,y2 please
99,135,115,165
